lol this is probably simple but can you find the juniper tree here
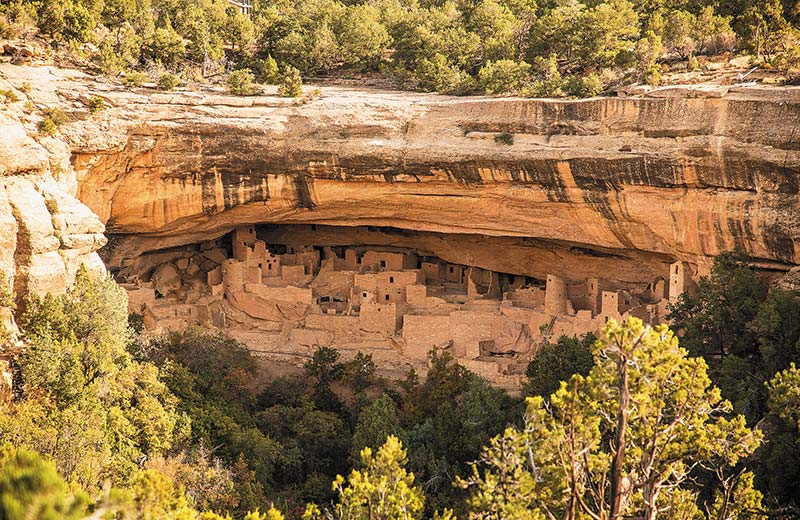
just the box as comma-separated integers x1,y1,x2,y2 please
461,318,761,520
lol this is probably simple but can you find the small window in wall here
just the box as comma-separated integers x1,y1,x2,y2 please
449,266,454,273
385,294,390,301
311,224,317,231
362,292,368,298
389,276,394,283
380,260,387,268
258,263,263,268
268,264,272,270
320,296,330,303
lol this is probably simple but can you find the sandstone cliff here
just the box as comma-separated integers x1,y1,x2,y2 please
1,63,800,320
0,69,106,335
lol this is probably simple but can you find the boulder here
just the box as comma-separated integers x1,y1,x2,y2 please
152,262,182,295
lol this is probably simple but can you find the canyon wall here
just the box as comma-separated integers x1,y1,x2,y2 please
1,63,800,322
68,78,800,282
0,92,106,335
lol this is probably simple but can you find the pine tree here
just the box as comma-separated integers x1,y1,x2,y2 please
461,318,762,520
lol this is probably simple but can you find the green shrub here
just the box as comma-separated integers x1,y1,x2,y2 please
494,132,514,145
414,54,476,95
123,71,146,88
38,108,68,135
524,334,595,399
634,30,663,76
43,108,68,126
563,73,604,97
0,18,13,39
0,273,13,309
0,89,18,103
0,444,91,520
94,39,124,75
477,59,531,95
145,22,185,68
157,73,181,91
277,65,303,98
44,197,59,214
228,68,259,96
773,44,800,71
522,54,564,97
254,55,279,84
0,274,14,343
128,312,144,334
86,96,104,113
643,64,662,86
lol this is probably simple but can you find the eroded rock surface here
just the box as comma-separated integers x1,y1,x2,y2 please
0,89,106,335
77,86,800,279
5,64,799,278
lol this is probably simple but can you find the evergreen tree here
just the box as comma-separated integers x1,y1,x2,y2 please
277,64,303,97
523,333,594,400
350,394,402,465
0,443,90,520
1,266,186,490
461,318,761,520
322,435,425,520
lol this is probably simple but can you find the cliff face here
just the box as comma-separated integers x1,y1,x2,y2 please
2,63,800,308
73,82,800,279
0,92,106,332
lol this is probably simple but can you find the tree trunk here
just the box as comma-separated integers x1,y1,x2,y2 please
643,483,659,520
609,352,629,520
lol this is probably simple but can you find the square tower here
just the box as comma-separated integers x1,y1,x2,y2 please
544,274,568,315
669,262,689,302
233,226,257,261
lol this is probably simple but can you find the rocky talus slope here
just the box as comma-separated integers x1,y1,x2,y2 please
1,63,800,332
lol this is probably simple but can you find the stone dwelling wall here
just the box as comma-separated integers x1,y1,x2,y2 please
359,302,398,334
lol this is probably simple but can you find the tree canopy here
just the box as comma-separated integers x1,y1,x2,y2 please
461,318,761,520
4,0,800,96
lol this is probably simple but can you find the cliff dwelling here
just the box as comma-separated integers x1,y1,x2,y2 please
116,223,690,389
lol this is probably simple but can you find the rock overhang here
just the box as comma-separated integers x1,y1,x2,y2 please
3,62,800,290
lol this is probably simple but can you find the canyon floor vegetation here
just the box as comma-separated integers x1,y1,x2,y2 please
2,254,800,519
2,0,800,97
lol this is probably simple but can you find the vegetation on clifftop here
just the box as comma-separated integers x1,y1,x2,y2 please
3,0,800,96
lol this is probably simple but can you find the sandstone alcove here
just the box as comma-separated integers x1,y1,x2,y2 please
114,223,691,388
